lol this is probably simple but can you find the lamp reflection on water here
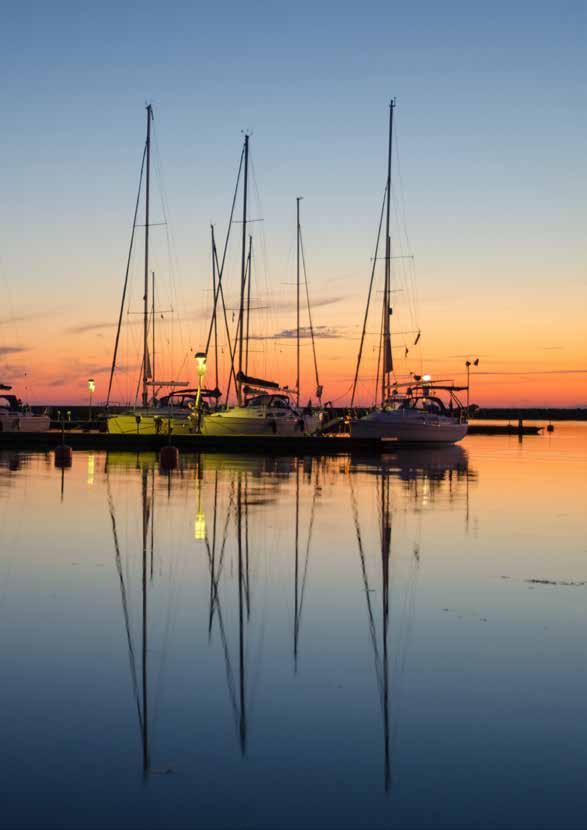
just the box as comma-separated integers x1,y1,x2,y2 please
87,454,95,486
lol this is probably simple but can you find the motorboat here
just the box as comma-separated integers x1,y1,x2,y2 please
0,386,50,433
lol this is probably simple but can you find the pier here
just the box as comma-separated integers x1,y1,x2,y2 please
0,421,543,455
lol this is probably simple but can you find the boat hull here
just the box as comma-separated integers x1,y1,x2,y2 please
106,413,196,436
350,412,468,445
0,413,51,433
201,408,304,437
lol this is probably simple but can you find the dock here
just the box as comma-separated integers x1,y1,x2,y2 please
0,421,543,455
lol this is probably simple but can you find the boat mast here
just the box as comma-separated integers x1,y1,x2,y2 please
237,134,249,405
211,227,219,393
382,99,395,406
151,271,155,396
142,104,153,408
296,196,303,407
245,235,253,375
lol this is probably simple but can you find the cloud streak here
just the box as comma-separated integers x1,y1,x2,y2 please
251,325,342,341
0,346,28,356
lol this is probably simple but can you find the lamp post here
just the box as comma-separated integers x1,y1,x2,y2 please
194,352,207,409
465,359,479,412
88,378,95,422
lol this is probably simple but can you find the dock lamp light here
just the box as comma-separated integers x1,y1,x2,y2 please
422,374,431,382
465,359,479,411
88,378,95,422
194,352,207,409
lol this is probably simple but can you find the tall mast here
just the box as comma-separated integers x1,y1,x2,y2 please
296,197,302,407
142,104,153,408
237,134,249,405
245,235,252,375
211,226,219,392
382,99,395,406
151,271,155,394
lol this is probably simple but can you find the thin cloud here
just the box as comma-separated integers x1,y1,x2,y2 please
0,346,28,356
272,296,345,313
252,326,342,341
65,321,118,335
476,369,586,376
0,309,61,326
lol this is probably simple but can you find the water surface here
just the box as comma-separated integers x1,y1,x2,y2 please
1,425,585,829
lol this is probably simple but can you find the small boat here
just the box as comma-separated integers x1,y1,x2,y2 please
0,385,50,433
349,100,467,446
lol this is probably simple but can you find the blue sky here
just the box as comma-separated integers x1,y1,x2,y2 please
0,0,585,403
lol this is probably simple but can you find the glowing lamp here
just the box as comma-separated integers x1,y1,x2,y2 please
88,378,96,393
195,352,207,378
422,374,431,382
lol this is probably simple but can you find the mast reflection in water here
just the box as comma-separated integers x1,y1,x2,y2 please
101,447,474,787
2,429,585,830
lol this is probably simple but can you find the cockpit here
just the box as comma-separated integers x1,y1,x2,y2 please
398,396,448,415
245,394,292,409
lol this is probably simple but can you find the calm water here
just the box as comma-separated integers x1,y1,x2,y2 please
0,425,585,830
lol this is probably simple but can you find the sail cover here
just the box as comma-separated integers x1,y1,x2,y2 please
236,371,280,390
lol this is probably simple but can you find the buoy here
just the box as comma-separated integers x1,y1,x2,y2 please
159,445,179,471
547,422,554,433
54,444,73,468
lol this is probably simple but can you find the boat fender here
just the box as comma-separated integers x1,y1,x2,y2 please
159,445,179,471
54,445,73,468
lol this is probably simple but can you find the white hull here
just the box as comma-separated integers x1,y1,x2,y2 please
201,407,319,437
0,413,51,433
107,407,321,437
351,411,467,445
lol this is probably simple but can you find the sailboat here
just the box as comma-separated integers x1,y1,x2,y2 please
201,136,320,437
106,105,196,436
0,384,50,432
350,101,468,446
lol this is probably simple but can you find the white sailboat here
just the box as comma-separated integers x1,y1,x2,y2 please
0,385,50,433
105,106,194,435
350,101,468,446
201,136,320,437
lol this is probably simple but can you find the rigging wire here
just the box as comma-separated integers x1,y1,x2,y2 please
107,144,147,407
350,185,387,407
299,230,322,402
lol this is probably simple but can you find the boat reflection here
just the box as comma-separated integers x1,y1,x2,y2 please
103,447,475,779
108,465,153,775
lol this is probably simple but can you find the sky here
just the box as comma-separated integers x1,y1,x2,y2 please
0,0,585,407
